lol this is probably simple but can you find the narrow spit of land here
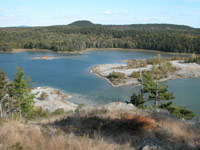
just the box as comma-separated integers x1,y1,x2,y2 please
90,56,200,87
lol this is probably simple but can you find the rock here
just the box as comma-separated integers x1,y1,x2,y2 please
31,87,78,112
103,102,136,111
141,145,160,150
138,138,162,150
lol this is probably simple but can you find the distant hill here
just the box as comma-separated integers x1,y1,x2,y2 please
106,24,194,31
68,20,195,31
68,20,101,27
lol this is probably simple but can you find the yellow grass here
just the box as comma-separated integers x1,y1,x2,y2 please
0,107,199,150
0,120,131,150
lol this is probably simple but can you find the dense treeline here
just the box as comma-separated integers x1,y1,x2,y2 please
0,20,200,53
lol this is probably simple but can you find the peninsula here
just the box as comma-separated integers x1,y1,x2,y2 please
90,54,200,87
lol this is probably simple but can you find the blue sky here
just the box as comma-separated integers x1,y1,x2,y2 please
0,0,200,27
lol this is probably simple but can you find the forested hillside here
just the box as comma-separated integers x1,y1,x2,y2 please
0,20,200,53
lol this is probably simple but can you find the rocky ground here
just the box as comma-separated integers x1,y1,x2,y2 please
31,87,78,112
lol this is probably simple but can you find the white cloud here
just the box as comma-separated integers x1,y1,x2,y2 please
0,15,17,20
103,11,112,15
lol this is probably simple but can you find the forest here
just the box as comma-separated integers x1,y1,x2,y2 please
0,20,200,53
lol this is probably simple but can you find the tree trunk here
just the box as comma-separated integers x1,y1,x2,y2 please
0,103,2,118
140,69,143,92
155,82,159,106
117,87,120,102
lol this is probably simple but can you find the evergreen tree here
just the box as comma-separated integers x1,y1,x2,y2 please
141,73,194,120
159,102,195,120
128,92,145,109
11,67,35,117
142,73,174,105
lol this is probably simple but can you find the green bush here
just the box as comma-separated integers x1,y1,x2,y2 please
107,71,125,79
26,107,50,119
130,71,140,78
40,92,48,100
146,54,162,65
127,93,145,109
185,53,200,64
52,108,65,115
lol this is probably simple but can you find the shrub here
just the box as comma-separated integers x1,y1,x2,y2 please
146,54,162,65
40,92,48,100
53,108,65,116
26,107,50,119
130,71,140,78
127,93,145,109
107,71,125,79
127,59,147,68
185,53,200,64
159,62,176,73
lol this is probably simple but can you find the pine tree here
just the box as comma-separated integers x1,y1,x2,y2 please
129,93,145,109
159,102,195,120
142,73,174,106
127,69,146,109
11,67,35,117
142,72,194,120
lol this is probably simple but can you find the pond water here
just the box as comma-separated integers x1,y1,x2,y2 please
0,50,199,118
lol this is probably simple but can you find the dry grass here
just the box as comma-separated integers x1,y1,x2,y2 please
0,107,200,150
0,120,131,150
149,112,200,147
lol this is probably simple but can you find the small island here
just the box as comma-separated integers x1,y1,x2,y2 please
31,56,54,60
31,55,65,60
90,54,200,87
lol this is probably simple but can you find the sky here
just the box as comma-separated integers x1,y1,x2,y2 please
0,0,200,28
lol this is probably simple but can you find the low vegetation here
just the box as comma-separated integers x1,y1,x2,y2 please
127,59,147,68
0,105,199,150
107,71,126,82
130,71,141,78
146,54,163,65
129,54,177,80
40,92,48,100
185,53,200,64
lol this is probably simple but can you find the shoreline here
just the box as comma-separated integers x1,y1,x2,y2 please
0,48,193,56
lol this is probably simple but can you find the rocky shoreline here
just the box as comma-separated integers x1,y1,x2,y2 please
31,87,78,112
90,60,200,87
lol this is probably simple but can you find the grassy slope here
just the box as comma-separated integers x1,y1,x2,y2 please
0,104,200,150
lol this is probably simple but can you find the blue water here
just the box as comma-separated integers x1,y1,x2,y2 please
0,50,199,117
